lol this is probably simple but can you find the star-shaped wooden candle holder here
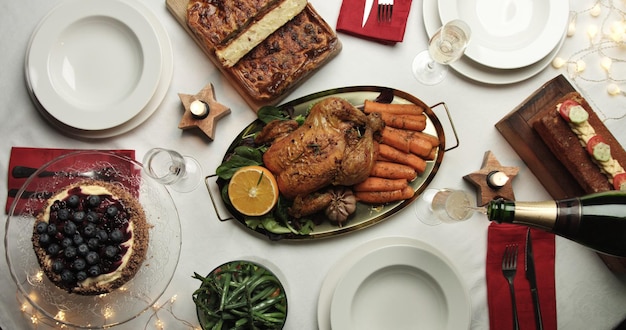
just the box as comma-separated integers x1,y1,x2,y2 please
178,83,231,141
463,150,519,206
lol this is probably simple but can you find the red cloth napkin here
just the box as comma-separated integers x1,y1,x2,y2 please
5,147,135,214
336,0,413,45
487,223,557,330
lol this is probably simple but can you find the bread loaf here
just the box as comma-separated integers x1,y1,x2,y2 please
533,92,626,193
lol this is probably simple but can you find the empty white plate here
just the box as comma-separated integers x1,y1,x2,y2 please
438,0,569,69
27,0,163,130
330,243,470,330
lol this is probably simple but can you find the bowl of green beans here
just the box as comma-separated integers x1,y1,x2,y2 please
192,260,288,329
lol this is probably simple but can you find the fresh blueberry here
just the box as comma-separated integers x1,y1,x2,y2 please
110,229,124,242
64,245,77,259
46,243,61,256
86,211,100,223
77,243,90,256
46,223,57,235
96,230,108,242
67,195,80,208
72,233,84,245
52,259,65,274
83,223,96,237
35,221,48,234
85,251,100,265
60,269,75,284
76,271,87,282
87,195,101,208
63,221,77,235
57,208,70,221
106,206,118,218
87,265,101,277
38,233,51,246
73,211,86,223
61,237,73,248
87,237,100,250
72,258,86,271
104,246,118,259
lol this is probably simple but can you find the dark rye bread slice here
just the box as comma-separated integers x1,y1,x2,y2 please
533,92,626,193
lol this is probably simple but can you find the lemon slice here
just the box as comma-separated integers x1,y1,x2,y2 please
228,166,279,216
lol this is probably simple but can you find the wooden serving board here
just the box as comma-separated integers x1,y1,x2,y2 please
166,0,341,110
496,74,626,273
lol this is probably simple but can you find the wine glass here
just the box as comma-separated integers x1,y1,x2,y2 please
415,188,484,225
142,148,202,192
412,19,471,85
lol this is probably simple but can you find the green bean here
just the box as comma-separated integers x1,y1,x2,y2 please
193,261,287,329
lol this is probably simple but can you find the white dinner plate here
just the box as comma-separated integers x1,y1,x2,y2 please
438,0,569,69
25,0,173,138
27,0,163,130
424,0,565,85
328,240,470,330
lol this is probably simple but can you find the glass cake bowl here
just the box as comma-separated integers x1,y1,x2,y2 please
4,151,182,328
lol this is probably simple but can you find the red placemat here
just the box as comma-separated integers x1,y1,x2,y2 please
6,147,135,214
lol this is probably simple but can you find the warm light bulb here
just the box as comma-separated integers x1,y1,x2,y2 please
552,57,566,68
587,25,598,39
576,60,586,72
601,57,612,71
590,3,601,17
568,19,577,36
608,83,621,95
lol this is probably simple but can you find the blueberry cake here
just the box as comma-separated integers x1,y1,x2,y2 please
31,180,149,295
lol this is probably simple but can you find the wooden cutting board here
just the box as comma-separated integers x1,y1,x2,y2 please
496,74,626,273
166,0,341,110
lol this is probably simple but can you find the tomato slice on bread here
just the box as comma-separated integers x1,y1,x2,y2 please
586,135,612,162
614,173,626,191
559,99,589,124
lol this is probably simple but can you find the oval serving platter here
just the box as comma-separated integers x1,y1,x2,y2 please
214,86,446,240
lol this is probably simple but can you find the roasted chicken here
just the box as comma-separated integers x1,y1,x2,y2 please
256,97,384,201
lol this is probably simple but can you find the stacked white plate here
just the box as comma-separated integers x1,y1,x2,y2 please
25,0,173,138
425,0,569,84
317,237,471,330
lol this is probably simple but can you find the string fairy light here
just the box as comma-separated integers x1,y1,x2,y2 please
16,290,198,329
552,0,626,99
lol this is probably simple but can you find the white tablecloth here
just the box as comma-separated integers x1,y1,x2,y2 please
1,0,625,329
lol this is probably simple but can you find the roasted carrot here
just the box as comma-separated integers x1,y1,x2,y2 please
413,131,439,147
355,186,415,204
354,177,409,192
381,126,433,157
363,100,424,116
378,143,427,173
379,113,427,131
370,161,417,181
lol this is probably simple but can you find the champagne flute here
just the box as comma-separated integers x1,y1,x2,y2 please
415,188,485,225
412,19,471,85
142,148,202,192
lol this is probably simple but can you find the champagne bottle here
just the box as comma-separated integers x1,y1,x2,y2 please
486,191,626,257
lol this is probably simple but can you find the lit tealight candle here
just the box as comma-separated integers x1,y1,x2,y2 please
487,171,509,189
190,100,210,119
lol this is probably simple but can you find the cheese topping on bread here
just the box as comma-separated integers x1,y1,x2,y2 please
216,0,308,67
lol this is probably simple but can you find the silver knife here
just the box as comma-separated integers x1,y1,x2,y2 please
362,0,374,27
525,228,543,330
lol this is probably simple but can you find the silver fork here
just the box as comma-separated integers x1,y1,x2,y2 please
377,0,393,23
502,244,520,330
